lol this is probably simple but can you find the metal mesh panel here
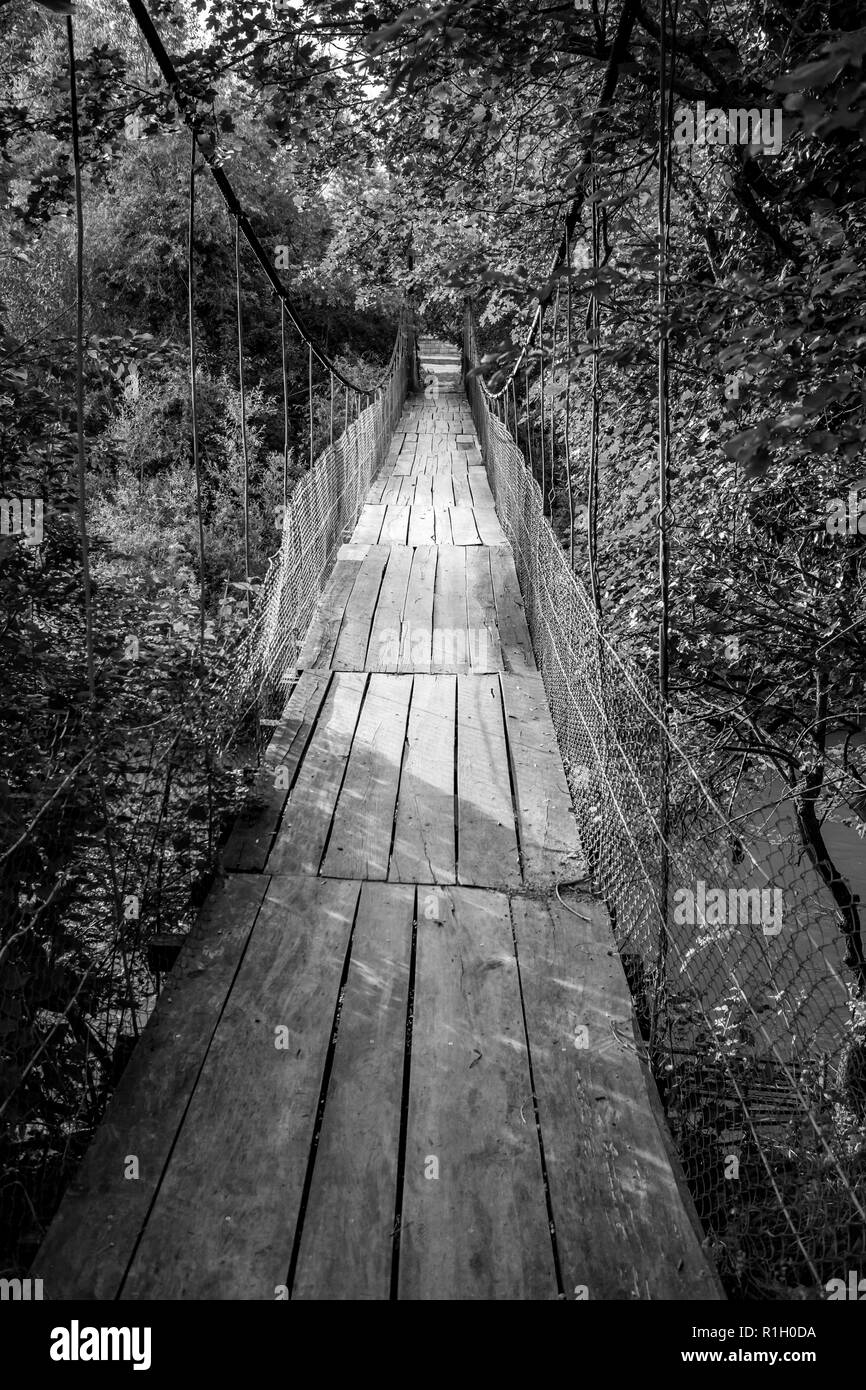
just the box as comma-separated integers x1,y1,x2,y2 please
464,312,866,1299
224,331,410,719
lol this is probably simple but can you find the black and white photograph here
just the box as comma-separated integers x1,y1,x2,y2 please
1,0,865,1360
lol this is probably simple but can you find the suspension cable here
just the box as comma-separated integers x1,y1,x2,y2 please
524,362,534,475
234,217,251,618
475,0,639,399
538,318,547,512
564,229,576,570
549,281,560,516
587,166,603,619
652,0,676,1058
308,343,314,470
188,130,206,648
67,13,138,1040
66,16,95,703
281,299,290,514
125,0,403,396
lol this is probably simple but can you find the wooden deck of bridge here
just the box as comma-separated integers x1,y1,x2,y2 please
36,342,722,1301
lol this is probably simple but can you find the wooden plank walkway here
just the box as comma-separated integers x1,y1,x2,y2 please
36,342,723,1301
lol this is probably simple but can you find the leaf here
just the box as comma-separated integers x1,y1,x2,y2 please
776,56,847,92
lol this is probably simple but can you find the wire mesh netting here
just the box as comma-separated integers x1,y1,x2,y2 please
225,323,411,719
464,309,866,1300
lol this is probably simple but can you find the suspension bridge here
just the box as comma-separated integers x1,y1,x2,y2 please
34,338,722,1301
7,0,866,1304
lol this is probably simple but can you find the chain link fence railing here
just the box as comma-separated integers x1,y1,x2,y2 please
225,319,411,720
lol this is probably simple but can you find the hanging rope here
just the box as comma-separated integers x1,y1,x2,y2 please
538,321,547,511
66,16,95,704
234,217,251,618
308,342,314,470
651,0,677,1056
126,0,403,397
281,299,290,515
524,362,534,476
549,281,560,516
564,228,576,570
473,0,640,401
66,13,138,1044
188,130,206,648
587,168,603,620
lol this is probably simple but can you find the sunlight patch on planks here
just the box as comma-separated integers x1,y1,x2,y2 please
297,544,531,675
255,672,584,889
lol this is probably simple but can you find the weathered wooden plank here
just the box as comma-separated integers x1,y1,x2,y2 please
266,672,367,875
489,545,535,673
500,672,584,885
456,675,520,887
449,506,481,547
452,472,473,508
292,881,414,1300
467,467,494,507
399,545,436,673
380,505,410,545
366,472,389,504
391,675,456,883
331,545,389,670
296,556,363,671
407,504,435,547
36,874,271,1300
411,476,434,506
511,894,725,1301
321,673,413,881
367,547,413,672
472,506,506,545
380,474,403,505
432,472,454,505
464,547,502,674
398,886,557,1300
353,503,386,544
434,504,453,545
432,546,467,675
121,876,362,1300
223,671,332,871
